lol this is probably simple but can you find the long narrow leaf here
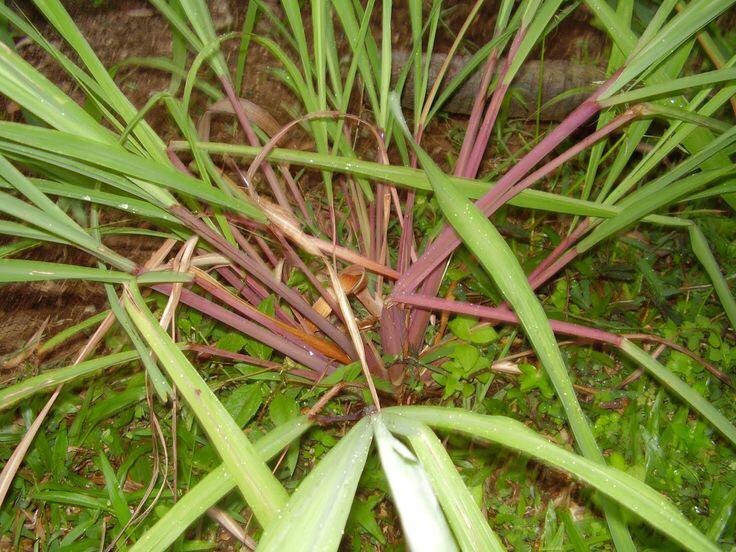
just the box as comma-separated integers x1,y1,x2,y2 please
385,416,506,552
0,350,140,411
374,416,458,551
258,417,374,551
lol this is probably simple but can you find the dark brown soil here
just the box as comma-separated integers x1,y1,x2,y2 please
0,0,605,361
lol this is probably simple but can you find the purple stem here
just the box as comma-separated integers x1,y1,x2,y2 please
343,180,363,249
254,234,279,267
216,266,298,328
402,45,505,354
394,293,623,347
528,247,580,292
398,72,623,353
272,230,343,322
193,274,317,355
229,225,272,269
397,192,415,274
219,76,294,216
167,147,191,174
455,49,501,174
462,27,527,179
499,109,638,206
217,265,268,305
154,284,332,374
380,305,407,357
463,81,510,178
516,106,638,292
278,163,312,224
382,189,418,356
374,182,385,264
527,220,590,290
189,343,317,381
406,269,444,352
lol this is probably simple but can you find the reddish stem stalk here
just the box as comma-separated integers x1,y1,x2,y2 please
527,220,590,288
154,284,332,374
219,76,294,215
462,27,528,179
188,343,316,381
455,49,501,174
395,293,623,347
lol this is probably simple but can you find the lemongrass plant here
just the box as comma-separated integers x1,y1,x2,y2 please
0,0,734,549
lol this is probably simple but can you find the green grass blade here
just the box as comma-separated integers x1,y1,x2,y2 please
0,123,265,221
603,0,736,97
0,350,140,411
0,156,137,271
32,0,166,159
384,415,506,552
177,0,229,78
0,195,133,272
281,0,315,92
173,140,662,218
688,224,736,331
580,160,736,254
0,152,81,229
0,221,67,245
602,67,736,106
426,26,518,124
502,0,564,86
332,0,379,115
112,56,222,100
374,416,458,551
579,0,631,209
132,416,312,552
252,36,313,110
311,0,327,111
619,339,736,447
20,179,178,223
149,0,204,52
408,0,423,118
99,451,131,529
0,43,113,143
706,485,736,541
235,0,259,96
0,260,131,284
586,0,736,209
389,406,719,552
605,76,736,206
258,417,374,551
101,281,172,402
182,33,237,117
37,309,111,355
0,259,188,286
377,0,392,129
122,284,288,527
643,103,732,134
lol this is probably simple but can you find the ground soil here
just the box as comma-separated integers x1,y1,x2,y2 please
0,0,605,362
